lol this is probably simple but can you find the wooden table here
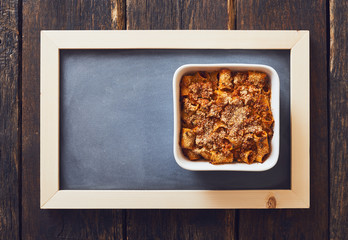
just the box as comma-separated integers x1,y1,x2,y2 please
1,0,347,239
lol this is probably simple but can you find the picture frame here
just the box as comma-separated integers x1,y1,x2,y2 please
41,30,309,209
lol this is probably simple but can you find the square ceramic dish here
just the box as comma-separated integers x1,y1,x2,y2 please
173,64,280,171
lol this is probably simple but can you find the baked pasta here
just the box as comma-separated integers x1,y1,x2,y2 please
180,69,274,164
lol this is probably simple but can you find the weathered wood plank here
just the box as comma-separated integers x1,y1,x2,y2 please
127,0,180,29
127,0,230,30
237,0,328,239
111,0,126,30
22,1,125,239
126,0,235,239
228,0,236,30
329,0,348,239
179,0,229,29
0,0,20,239
127,210,235,240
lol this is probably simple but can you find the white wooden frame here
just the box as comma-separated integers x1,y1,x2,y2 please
41,30,310,209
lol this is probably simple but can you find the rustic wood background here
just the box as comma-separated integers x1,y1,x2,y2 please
0,0,347,239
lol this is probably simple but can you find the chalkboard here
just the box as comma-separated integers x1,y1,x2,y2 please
59,49,291,190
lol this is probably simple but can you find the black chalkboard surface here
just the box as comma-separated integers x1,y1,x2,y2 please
59,49,291,190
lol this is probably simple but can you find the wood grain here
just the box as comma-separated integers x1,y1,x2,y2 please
22,1,125,239
329,0,348,239
3,0,343,238
127,0,230,30
237,0,328,239
127,210,235,240
179,0,229,29
111,0,126,30
125,0,235,239
0,0,20,239
126,0,180,29
228,0,236,30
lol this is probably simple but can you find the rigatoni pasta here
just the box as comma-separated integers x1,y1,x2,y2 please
180,69,274,164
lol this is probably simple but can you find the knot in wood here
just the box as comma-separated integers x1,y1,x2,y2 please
267,196,277,208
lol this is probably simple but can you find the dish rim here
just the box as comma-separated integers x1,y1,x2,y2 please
173,63,280,171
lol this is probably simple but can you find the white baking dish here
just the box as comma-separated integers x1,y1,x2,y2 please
173,64,280,171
